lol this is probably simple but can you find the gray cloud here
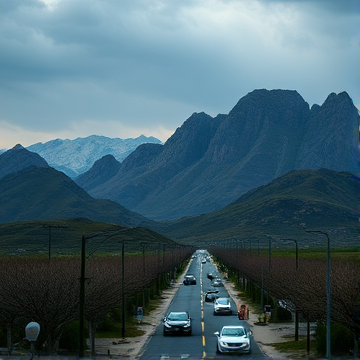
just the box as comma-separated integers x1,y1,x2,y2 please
0,0,359,147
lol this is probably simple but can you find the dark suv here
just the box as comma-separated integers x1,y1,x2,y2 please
163,311,192,335
183,274,197,285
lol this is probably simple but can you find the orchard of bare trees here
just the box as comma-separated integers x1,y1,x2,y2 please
208,242,360,355
0,244,193,355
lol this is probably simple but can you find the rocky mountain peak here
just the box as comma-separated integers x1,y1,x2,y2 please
77,89,359,220
295,91,359,175
0,144,49,181
12,144,25,150
157,111,222,169
27,135,162,178
75,154,121,190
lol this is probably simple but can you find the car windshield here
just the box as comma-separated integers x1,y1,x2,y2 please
222,328,245,337
218,298,229,305
168,313,188,321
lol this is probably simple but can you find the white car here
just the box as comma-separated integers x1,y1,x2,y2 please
215,325,252,354
213,297,232,315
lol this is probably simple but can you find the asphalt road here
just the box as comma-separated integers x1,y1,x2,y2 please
140,255,267,359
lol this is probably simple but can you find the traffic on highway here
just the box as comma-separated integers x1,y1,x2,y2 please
140,251,266,359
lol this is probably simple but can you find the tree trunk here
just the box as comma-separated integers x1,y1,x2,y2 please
88,320,97,356
46,333,60,355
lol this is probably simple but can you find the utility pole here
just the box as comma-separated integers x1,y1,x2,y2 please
281,238,299,341
121,240,125,339
268,238,272,270
307,230,331,359
78,228,131,358
43,225,66,259
79,236,86,358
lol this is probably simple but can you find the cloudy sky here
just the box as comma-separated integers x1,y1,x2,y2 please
0,0,359,149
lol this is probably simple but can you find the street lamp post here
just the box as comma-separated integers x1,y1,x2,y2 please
25,321,40,360
281,238,299,341
140,242,147,311
247,240,252,251
79,235,87,358
281,238,298,270
43,225,65,259
307,230,331,359
121,240,125,339
268,238,272,270
79,228,131,358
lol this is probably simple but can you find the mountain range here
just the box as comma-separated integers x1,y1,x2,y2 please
26,135,162,178
0,145,155,228
0,147,358,247
0,88,359,248
76,89,360,220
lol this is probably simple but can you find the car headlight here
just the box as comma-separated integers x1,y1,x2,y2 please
183,323,190,328
220,341,228,346
164,322,172,328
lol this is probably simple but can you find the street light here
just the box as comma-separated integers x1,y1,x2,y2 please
247,239,252,251
281,238,299,270
121,240,125,339
79,228,131,358
140,242,150,311
306,230,331,359
281,238,299,341
43,225,66,259
25,321,40,359
268,238,272,270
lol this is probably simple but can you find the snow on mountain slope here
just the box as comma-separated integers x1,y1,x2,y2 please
27,135,162,178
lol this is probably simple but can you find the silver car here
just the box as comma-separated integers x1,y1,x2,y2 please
215,325,252,354
213,297,232,315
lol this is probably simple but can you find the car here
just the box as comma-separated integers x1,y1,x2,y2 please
214,325,252,354
163,311,192,335
213,297,232,315
201,258,207,264
204,290,219,302
211,278,224,287
183,274,196,285
207,272,214,280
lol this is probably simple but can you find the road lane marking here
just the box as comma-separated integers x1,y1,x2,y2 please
200,263,207,358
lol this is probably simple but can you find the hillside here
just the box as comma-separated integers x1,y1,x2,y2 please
0,165,156,228
79,89,359,220
160,169,360,245
0,218,177,256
